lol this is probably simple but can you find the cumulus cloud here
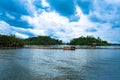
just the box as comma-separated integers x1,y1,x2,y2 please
14,32,29,39
0,21,13,35
21,6,98,42
0,0,120,43
6,13,15,19
89,0,120,28
0,21,33,39
41,0,50,7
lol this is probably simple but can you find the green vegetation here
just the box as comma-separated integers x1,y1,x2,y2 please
0,34,24,48
24,36,63,45
0,34,111,48
69,36,110,46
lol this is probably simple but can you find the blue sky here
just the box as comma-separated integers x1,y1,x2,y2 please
0,0,120,43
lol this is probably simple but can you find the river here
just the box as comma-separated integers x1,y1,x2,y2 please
0,49,120,80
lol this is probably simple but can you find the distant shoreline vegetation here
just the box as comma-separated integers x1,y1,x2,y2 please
69,36,110,46
0,34,24,48
0,34,119,48
24,36,63,45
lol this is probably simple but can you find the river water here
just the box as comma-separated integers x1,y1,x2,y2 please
0,49,120,80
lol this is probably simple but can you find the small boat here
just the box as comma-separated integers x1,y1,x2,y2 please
63,46,76,50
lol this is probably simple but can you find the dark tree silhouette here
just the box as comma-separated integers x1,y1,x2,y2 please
0,34,24,48
24,36,63,45
69,36,110,46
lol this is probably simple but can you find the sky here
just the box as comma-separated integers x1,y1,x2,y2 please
0,0,120,43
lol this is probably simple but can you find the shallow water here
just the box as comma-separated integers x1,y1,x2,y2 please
0,49,120,80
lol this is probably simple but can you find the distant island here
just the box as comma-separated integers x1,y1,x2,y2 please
0,34,119,48
0,34,24,48
24,36,63,45
69,36,110,46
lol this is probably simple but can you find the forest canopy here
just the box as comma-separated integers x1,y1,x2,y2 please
0,34,24,48
69,36,110,46
0,34,111,48
24,36,63,45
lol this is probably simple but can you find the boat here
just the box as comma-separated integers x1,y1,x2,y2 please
63,46,76,50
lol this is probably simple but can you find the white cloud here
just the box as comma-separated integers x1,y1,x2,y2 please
12,26,46,37
0,21,13,35
0,21,30,39
105,0,120,4
90,0,120,23
6,13,15,19
29,29,46,36
18,0,37,15
41,0,50,7
21,6,99,42
93,23,120,43
1,0,120,43
15,32,29,39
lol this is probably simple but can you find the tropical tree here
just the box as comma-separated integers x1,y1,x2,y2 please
24,36,63,45
0,34,24,48
69,36,110,46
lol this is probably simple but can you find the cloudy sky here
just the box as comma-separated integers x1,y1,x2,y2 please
0,0,120,43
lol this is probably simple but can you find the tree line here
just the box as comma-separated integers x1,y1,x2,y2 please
0,34,24,48
69,36,110,46
24,36,62,45
0,34,110,48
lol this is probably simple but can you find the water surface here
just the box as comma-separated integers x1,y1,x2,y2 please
0,49,120,80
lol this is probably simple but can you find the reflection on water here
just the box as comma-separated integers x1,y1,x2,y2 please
0,49,120,80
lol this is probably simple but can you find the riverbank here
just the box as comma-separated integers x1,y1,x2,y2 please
24,45,120,50
0,47,24,49
1,45,120,49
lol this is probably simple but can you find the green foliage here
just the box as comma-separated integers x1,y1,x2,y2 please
24,36,63,45
0,34,110,47
69,36,110,46
0,34,24,48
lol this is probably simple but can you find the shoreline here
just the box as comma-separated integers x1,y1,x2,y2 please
1,45,120,50
24,45,120,49
0,47,23,49
24,47,120,50
24,48,120,50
